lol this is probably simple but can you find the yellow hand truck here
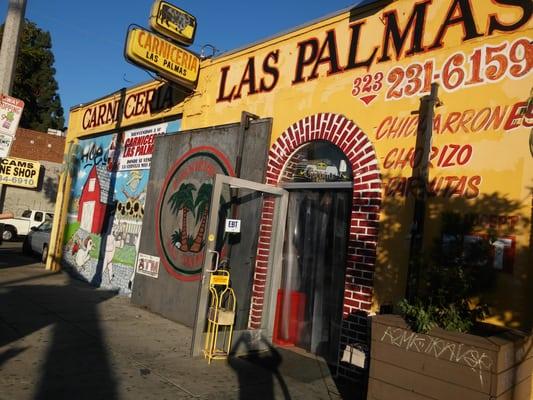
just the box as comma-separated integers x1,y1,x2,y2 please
203,267,236,364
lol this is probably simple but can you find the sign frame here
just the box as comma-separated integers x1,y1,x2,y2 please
224,219,241,233
124,25,200,91
0,133,13,158
0,94,24,139
149,0,197,46
0,157,40,188
136,252,161,278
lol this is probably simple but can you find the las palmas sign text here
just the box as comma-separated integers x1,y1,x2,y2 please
125,26,199,90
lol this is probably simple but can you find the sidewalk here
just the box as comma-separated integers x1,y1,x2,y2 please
0,242,363,400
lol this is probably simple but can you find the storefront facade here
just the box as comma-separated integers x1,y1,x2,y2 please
50,0,532,380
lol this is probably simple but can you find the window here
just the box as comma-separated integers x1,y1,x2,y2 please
281,141,352,183
45,213,54,221
21,210,32,218
34,212,43,222
88,178,96,192
38,220,53,232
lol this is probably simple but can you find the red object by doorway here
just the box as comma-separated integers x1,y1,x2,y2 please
272,289,306,346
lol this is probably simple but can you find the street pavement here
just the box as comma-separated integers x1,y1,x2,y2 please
0,242,363,400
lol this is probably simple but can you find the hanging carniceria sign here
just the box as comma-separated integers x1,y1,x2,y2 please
149,0,196,46
125,26,200,90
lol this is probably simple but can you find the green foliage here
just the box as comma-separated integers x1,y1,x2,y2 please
168,183,196,216
170,230,194,248
194,183,212,223
0,20,64,130
171,229,181,246
88,234,101,259
112,244,137,266
399,212,494,334
63,222,80,244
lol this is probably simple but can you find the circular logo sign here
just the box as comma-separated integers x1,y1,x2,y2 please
156,147,234,281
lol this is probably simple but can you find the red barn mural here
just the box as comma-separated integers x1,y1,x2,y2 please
77,165,112,234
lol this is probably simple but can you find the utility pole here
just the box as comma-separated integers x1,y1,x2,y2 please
0,0,27,95
405,83,440,302
0,0,26,220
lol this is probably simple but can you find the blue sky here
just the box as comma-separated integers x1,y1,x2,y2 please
1,0,366,126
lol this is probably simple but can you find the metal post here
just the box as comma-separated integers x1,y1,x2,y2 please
235,111,259,179
0,0,27,215
405,83,440,302
0,0,27,95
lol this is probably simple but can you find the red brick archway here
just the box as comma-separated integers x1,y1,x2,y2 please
249,113,382,371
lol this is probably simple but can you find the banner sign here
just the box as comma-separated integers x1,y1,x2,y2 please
0,133,13,158
136,252,160,278
118,123,168,170
0,157,40,188
149,0,197,46
125,26,200,90
0,94,24,137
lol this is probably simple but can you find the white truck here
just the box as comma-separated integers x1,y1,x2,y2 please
1,209,53,241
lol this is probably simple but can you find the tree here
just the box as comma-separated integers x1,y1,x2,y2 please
0,19,64,130
189,183,212,253
168,183,196,252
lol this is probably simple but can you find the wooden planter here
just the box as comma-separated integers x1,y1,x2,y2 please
367,315,533,400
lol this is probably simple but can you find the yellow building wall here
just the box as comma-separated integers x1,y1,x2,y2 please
180,0,533,329
57,0,532,330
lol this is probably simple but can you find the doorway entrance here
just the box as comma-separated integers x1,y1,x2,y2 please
274,189,351,364
273,141,353,365
191,174,288,357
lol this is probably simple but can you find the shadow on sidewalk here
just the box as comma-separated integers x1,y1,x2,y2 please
227,335,364,399
0,241,38,269
228,336,291,400
0,264,119,399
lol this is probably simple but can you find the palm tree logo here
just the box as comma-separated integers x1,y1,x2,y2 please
168,182,212,253
168,183,196,252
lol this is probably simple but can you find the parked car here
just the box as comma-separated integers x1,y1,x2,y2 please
1,209,53,241
22,219,52,263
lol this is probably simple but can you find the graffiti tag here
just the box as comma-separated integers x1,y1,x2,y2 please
380,326,493,386
81,142,109,169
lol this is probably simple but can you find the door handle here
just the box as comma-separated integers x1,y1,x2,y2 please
205,249,220,272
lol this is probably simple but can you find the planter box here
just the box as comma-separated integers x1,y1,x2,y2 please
367,315,533,400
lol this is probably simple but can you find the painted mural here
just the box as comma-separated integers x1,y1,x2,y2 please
156,147,234,281
63,121,179,293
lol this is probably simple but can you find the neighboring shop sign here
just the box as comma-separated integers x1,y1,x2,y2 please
0,133,13,158
0,94,24,157
118,123,168,170
136,252,161,278
149,0,196,46
0,157,40,188
125,26,200,90
0,94,24,137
